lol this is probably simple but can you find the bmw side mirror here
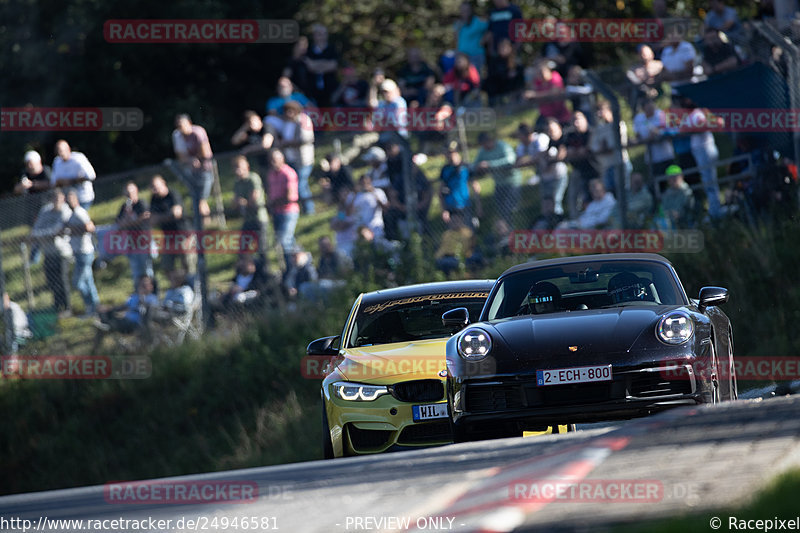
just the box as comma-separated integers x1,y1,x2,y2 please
442,307,470,331
698,287,728,312
306,335,340,356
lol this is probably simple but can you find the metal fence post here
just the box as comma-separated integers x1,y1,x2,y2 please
0,239,13,354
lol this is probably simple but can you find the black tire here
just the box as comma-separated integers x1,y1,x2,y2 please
321,401,334,459
709,341,721,404
724,331,738,401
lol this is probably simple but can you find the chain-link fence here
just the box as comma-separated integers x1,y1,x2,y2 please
4,13,800,355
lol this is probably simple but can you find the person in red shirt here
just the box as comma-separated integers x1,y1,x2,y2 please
524,60,572,125
443,53,482,106
266,149,299,269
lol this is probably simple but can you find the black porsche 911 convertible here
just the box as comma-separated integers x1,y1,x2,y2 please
443,253,736,443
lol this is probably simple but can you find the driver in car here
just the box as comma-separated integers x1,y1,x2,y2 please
607,272,649,304
524,281,562,314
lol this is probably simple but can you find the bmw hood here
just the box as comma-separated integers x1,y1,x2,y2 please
339,338,448,384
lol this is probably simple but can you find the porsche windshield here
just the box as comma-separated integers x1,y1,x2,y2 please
349,294,486,347
486,261,686,320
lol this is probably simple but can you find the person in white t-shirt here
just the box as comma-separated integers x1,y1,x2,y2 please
558,179,617,229
659,28,696,85
51,140,96,210
633,99,674,178
352,174,389,239
65,188,99,316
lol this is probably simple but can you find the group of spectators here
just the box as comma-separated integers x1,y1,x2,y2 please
8,0,797,343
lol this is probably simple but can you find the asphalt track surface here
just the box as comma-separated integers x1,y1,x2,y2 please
2,385,799,533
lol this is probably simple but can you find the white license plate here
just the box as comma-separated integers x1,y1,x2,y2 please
412,403,448,421
536,365,613,386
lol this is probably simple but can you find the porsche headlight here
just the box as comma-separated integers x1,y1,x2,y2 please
458,328,492,360
657,312,694,345
332,382,389,402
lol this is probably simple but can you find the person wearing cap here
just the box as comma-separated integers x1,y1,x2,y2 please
16,150,52,195
362,146,389,189
657,165,696,229
65,188,99,317
51,140,96,211
368,77,409,138
440,141,481,224
274,100,316,214
29,188,73,314
472,131,520,223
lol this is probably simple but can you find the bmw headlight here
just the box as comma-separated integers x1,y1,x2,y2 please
656,312,694,345
332,382,389,402
458,328,492,360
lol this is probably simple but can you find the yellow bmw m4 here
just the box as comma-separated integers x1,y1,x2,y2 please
310,280,573,458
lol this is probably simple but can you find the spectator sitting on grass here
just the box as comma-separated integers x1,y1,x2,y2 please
557,179,616,229
532,197,565,230
95,275,158,334
435,211,476,276
212,255,271,312
613,172,654,229
317,235,352,280
352,225,399,279
284,248,319,301
161,270,194,315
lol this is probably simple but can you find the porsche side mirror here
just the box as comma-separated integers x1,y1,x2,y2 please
698,287,728,311
442,307,470,331
306,335,340,356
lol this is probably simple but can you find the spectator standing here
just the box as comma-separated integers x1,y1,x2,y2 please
230,110,275,175
685,100,722,219
232,156,270,266
537,118,569,216
440,141,481,224
626,44,664,107
384,140,433,239
633,99,674,179
454,2,489,74
701,28,742,76
565,65,594,121
657,165,696,229
282,36,311,94
15,150,52,231
65,188,99,317
304,24,340,107
515,122,549,184
352,174,389,240
483,38,525,105
147,175,193,275
472,131,520,223
320,153,354,204
705,0,744,47
541,22,590,80
171,114,214,220
368,78,409,139
589,100,632,194
361,146,389,189
116,182,154,290
275,101,316,214
30,188,72,314
659,29,696,85
565,110,599,216
266,149,300,269
485,0,523,58
330,185,358,258
524,60,572,125
397,47,437,107
51,140,95,210
442,53,482,106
